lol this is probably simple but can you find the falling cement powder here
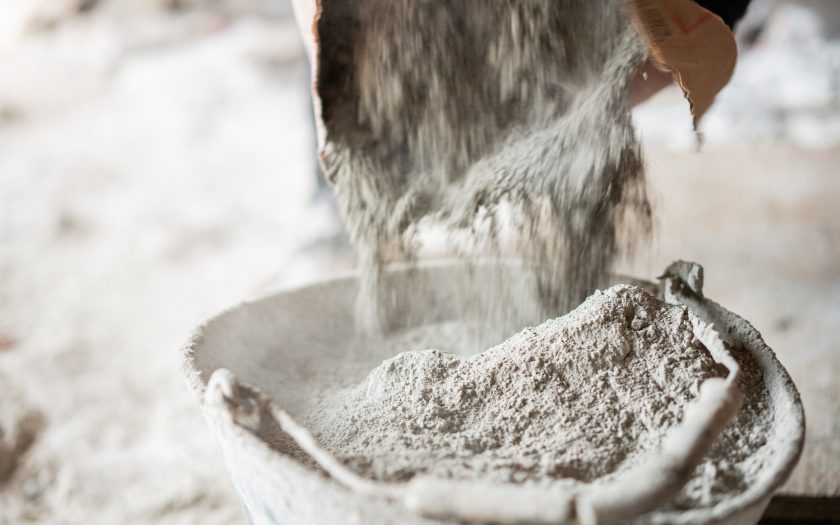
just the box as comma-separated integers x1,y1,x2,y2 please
306,0,773,515
315,0,652,332
305,286,773,509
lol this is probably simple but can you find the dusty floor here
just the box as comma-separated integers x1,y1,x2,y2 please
0,2,838,524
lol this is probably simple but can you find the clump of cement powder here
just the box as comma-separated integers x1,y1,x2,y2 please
307,286,730,488
315,0,652,331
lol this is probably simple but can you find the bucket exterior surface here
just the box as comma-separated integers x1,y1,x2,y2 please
180,263,804,525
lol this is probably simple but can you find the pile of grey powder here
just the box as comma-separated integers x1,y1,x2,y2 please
306,286,773,508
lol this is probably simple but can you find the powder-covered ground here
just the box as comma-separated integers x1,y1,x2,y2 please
1,1,839,524
0,2,349,523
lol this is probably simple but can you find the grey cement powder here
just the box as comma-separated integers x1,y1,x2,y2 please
306,286,773,508
308,0,774,514
316,0,652,332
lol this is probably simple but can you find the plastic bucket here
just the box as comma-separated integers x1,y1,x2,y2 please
180,261,804,525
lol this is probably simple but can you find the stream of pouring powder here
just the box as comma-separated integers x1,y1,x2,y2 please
302,2,782,511
316,0,652,333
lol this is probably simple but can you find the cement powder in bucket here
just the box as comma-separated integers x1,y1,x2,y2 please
304,285,771,511
182,262,804,524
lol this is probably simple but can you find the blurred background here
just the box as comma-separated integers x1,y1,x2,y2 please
0,0,837,523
